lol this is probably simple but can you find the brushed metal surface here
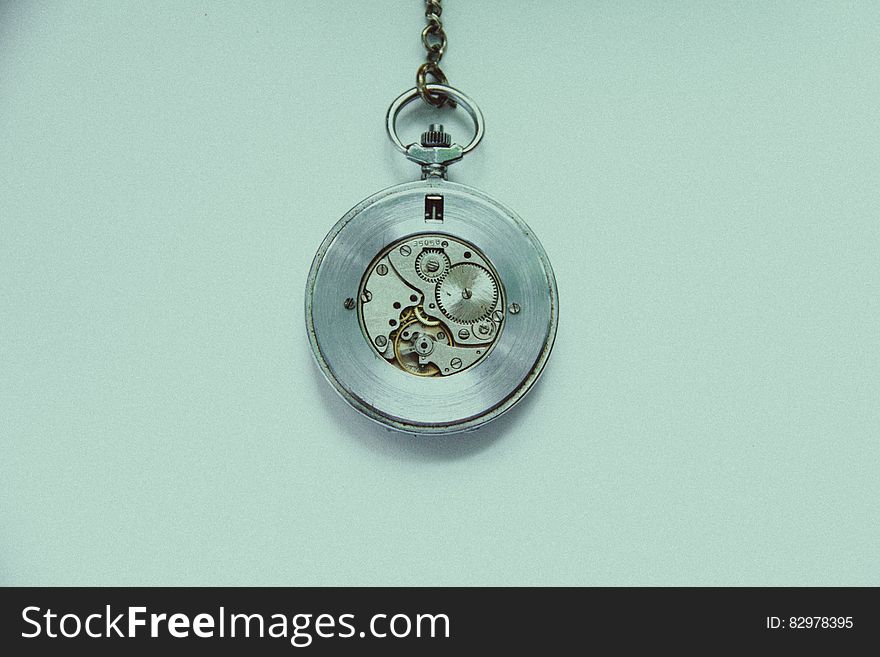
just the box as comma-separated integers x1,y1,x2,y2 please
305,179,558,435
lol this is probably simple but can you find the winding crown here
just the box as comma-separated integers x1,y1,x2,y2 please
421,123,452,148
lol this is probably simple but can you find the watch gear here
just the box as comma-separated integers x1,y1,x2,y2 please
392,316,452,376
436,263,498,324
414,248,450,282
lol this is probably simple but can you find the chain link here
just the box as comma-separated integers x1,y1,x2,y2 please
417,1,455,108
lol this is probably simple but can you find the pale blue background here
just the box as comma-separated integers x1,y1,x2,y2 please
1,1,878,585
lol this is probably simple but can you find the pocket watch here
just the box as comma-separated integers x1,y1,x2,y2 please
305,5,557,435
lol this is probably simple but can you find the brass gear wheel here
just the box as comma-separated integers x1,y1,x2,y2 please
392,316,453,376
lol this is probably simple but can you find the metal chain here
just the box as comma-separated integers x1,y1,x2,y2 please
417,1,455,108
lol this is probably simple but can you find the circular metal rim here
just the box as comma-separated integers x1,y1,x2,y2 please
305,180,558,436
385,84,485,155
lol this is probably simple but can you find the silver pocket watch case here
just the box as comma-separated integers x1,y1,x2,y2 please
306,85,558,434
